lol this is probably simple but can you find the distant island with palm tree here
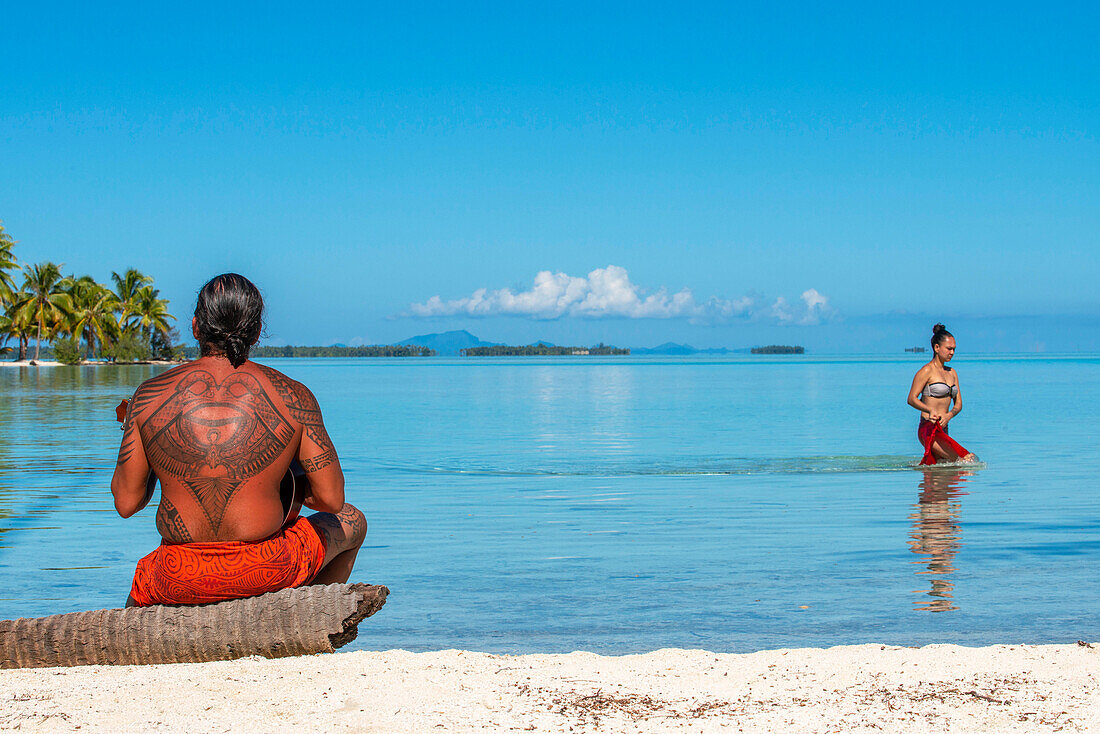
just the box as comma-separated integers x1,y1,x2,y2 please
0,222,178,364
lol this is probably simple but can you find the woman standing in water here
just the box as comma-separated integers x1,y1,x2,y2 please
908,324,977,464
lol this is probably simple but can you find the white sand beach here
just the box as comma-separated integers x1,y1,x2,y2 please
1,644,1096,732
0,360,64,367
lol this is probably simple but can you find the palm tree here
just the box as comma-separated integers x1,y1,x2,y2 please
0,300,32,360
131,284,175,344
65,275,121,360
0,314,13,357
111,269,153,335
11,262,72,361
0,222,17,307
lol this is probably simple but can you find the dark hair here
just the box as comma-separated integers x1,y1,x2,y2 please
194,273,264,368
931,323,953,349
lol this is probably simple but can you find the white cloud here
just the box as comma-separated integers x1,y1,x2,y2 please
404,266,833,325
764,289,833,326
799,288,830,325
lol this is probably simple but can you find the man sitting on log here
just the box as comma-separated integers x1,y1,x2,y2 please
112,273,367,607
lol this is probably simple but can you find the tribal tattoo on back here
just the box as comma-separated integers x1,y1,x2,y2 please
156,497,194,544
255,364,337,457
138,369,295,532
254,365,341,482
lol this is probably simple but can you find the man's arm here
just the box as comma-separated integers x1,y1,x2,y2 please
110,395,152,518
290,387,345,513
257,365,345,513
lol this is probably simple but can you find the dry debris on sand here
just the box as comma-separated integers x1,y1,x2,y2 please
1,643,1097,732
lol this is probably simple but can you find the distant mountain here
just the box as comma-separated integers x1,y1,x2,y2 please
632,342,697,355
396,330,500,356
632,342,741,355
529,340,556,347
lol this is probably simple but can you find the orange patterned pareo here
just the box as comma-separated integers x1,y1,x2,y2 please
129,516,326,606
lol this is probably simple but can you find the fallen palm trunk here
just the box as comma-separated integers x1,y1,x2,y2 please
0,583,388,669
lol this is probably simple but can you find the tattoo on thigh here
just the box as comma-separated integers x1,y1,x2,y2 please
310,512,345,547
338,504,366,538
311,505,364,548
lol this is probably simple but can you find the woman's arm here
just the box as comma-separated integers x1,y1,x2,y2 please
942,374,962,426
907,366,941,421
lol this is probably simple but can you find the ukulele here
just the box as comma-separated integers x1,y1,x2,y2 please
115,400,306,530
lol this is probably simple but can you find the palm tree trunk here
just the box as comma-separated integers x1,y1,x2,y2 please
0,583,388,668
18,336,26,361
34,316,42,361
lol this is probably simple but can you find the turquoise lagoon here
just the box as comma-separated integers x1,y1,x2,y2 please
1,355,1097,653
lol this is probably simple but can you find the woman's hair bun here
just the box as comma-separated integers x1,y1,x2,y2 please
930,323,953,348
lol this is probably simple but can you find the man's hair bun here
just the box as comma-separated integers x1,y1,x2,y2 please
194,273,264,368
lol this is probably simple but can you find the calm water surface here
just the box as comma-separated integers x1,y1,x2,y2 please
1,355,1097,653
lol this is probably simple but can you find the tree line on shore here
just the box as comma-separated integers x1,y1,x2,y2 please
181,345,437,358
750,345,805,354
0,222,179,364
181,344,629,359
461,343,630,356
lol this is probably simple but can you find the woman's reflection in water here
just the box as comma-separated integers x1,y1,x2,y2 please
908,468,972,612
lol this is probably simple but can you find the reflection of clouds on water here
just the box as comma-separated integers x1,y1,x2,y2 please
587,366,634,455
531,366,565,451
530,365,635,457
908,468,972,612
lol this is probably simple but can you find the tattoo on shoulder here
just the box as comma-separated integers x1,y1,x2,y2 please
300,447,337,473
118,367,189,466
156,497,194,543
129,369,181,414
256,364,335,450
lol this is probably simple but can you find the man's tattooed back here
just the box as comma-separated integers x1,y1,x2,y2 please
119,360,338,543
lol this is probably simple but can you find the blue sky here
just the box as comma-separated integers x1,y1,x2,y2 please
2,2,1098,350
